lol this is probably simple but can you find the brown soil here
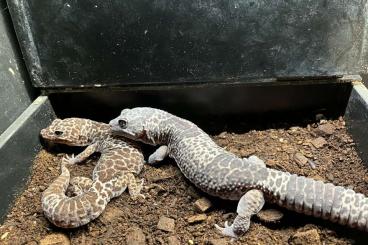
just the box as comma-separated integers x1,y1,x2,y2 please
1,117,368,245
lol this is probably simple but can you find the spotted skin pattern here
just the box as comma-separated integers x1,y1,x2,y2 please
40,118,145,228
109,107,368,238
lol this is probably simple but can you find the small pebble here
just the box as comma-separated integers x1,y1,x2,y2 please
167,236,180,245
125,227,146,245
157,216,175,232
289,229,321,245
187,214,207,224
326,173,334,181
256,209,284,223
39,233,70,245
317,123,335,135
194,197,212,212
1,232,9,240
307,160,317,169
294,153,308,166
310,137,328,148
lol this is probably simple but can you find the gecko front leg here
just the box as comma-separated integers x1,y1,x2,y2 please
148,145,169,165
65,143,98,164
215,189,265,238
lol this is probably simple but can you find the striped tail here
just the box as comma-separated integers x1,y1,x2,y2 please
266,169,368,231
41,164,109,228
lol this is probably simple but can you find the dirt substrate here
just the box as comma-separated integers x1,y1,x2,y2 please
1,117,368,244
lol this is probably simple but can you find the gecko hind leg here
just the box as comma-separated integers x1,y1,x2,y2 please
108,173,145,200
215,189,265,238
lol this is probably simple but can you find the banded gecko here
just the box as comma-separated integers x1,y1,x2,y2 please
109,107,368,238
40,118,144,228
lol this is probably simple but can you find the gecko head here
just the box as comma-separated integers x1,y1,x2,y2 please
40,118,91,146
109,107,160,145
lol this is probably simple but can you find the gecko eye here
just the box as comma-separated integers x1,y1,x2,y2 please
54,130,63,136
118,120,127,129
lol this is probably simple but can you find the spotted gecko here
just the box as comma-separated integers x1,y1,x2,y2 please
40,118,145,228
109,107,368,238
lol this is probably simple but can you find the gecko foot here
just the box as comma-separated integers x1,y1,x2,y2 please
64,154,78,164
214,221,238,238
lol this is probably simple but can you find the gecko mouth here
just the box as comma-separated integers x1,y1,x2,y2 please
42,138,83,146
110,126,135,138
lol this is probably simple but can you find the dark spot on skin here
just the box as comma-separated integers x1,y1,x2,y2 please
345,197,351,203
276,178,282,187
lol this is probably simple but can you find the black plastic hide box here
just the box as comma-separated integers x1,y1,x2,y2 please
0,0,368,240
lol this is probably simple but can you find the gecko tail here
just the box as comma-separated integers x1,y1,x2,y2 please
41,164,109,228
268,170,368,231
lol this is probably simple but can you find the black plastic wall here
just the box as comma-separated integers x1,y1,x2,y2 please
49,80,353,135
0,97,55,222
0,0,35,134
345,82,368,166
7,0,368,88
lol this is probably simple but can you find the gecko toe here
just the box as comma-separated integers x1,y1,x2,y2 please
215,222,238,238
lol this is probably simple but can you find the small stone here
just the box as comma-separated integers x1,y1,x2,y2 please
167,236,180,245
310,137,327,148
39,185,46,192
157,216,175,232
289,229,321,245
209,238,228,245
294,153,308,166
187,214,207,224
39,233,70,245
256,209,284,223
188,240,194,245
126,227,146,245
326,173,334,181
317,124,335,135
307,160,317,169
194,197,212,212
1,232,9,240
